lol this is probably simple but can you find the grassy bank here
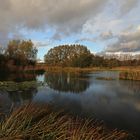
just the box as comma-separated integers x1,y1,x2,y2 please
3,64,140,74
119,71,140,81
111,66,140,72
0,104,135,140
42,66,115,73
36,64,140,73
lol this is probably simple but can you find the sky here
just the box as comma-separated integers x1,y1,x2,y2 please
0,0,140,60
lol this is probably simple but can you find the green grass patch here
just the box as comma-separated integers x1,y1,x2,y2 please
0,81,42,92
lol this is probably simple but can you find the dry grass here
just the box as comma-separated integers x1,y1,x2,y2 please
43,66,115,74
36,65,140,72
0,104,135,140
24,64,140,73
119,71,140,81
112,66,140,72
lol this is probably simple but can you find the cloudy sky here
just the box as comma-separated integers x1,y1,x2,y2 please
0,0,140,59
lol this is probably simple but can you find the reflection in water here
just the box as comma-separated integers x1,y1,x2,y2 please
7,88,37,105
45,72,90,93
119,80,140,95
0,73,39,113
0,73,37,82
34,71,140,137
34,82,140,137
0,88,37,114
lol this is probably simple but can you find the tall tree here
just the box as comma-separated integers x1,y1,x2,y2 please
5,40,38,67
44,44,93,67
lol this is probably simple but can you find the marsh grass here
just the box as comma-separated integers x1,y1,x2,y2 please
45,66,103,73
0,104,135,140
39,65,140,73
0,81,42,92
119,71,140,81
96,77,115,80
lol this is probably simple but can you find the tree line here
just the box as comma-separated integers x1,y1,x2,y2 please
0,40,37,73
0,40,140,73
44,44,140,68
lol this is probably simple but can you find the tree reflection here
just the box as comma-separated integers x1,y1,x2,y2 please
119,80,140,95
0,73,36,82
7,88,37,106
45,72,90,93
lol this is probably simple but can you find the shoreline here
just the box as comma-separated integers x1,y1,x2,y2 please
35,65,140,72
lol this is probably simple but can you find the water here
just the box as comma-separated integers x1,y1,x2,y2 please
0,71,140,137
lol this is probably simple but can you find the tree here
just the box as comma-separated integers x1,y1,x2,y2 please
5,40,38,67
71,53,93,67
44,44,93,67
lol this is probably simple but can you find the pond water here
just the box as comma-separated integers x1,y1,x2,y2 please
0,71,140,137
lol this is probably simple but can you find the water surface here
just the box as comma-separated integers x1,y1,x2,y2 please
0,71,140,137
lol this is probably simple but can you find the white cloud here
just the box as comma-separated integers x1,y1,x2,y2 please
33,40,51,48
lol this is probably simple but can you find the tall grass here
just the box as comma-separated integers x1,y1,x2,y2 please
119,71,140,81
0,104,135,140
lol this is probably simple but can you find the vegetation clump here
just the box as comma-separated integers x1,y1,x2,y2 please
96,77,115,80
0,104,135,140
0,81,40,92
44,44,93,68
0,40,37,73
119,71,140,81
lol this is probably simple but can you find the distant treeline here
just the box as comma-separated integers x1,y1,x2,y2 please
44,44,140,68
0,41,140,72
91,55,140,67
0,40,37,73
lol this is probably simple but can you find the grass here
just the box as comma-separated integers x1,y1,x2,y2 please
96,77,115,80
0,81,42,92
36,65,140,72
119,71,140,81
112,66,140,72
0,104,135,140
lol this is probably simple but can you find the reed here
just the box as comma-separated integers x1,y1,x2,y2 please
119,71,140,81
96,77,115,80
0,104,135,140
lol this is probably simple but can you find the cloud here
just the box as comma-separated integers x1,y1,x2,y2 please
119,0,138,15
106,27,140,52
0,0,139,52
75,31,114,43
33,40,51,48
99,31,114,40
52,33,62,41
75,37,96,43
0,0,109,43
